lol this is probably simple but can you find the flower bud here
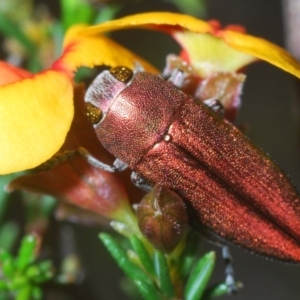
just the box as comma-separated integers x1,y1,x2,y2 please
136,184,188,252
196,71,245,121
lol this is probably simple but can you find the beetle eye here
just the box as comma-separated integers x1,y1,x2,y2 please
110,66,133,83
85,102,102,124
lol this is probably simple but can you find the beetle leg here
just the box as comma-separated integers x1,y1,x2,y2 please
167,69,185,89
203,98,225,117
78,147,127,172
222,245,238,295
131,172,152,192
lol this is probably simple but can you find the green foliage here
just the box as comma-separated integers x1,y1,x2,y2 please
0,235,54,300
0,0,122,72
60,0,95,30
0,175,21,254
184,252,215,300
129,235,155,276
153,251,175,298
163,0,207,17
0,14,36,53
100,231,229,300
93,4,122,25
0,222,19,252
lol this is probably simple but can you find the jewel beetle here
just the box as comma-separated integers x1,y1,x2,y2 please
84,65,300,263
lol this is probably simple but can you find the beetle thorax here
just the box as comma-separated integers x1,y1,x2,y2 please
96,72,186,167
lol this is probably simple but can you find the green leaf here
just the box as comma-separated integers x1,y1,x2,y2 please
74,67,94,83
51,22,65,59
10,275,28,290
24,194,56,227
0,280,9,291
0,250,15,279
163,0,207,17
16,285,31,300
0,249,13,263
133,279,161,300
31,286,43,300
40,196,56,217
0,173,19,224
25,265,40,279
184,251,216,300
93,4,122,24
0,222,19,251
0,281,8,293
0,195,9,225
153,251,174,298
29,261,53,283
60,0,94,30
26,57,43,73
129,235,155,276
0,291,9,300
202,282,228,299
99,233,148,283
0,281,8,291
0,14,36,53
178,231,199,280
16,235,37,272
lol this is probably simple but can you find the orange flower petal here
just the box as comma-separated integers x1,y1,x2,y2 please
0,61,32,85
219,30,300,79
0,70,73,174
54,25,158,74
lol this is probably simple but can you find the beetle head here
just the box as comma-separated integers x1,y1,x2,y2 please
84,66,134,124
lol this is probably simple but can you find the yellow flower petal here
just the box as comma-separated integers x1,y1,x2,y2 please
55,25,158,73
220,30,300,79
80,12,212,35
173,31,256,77
0,71,73,174
82,12,300,79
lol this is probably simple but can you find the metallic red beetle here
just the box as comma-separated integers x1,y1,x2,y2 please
83,66,300,264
